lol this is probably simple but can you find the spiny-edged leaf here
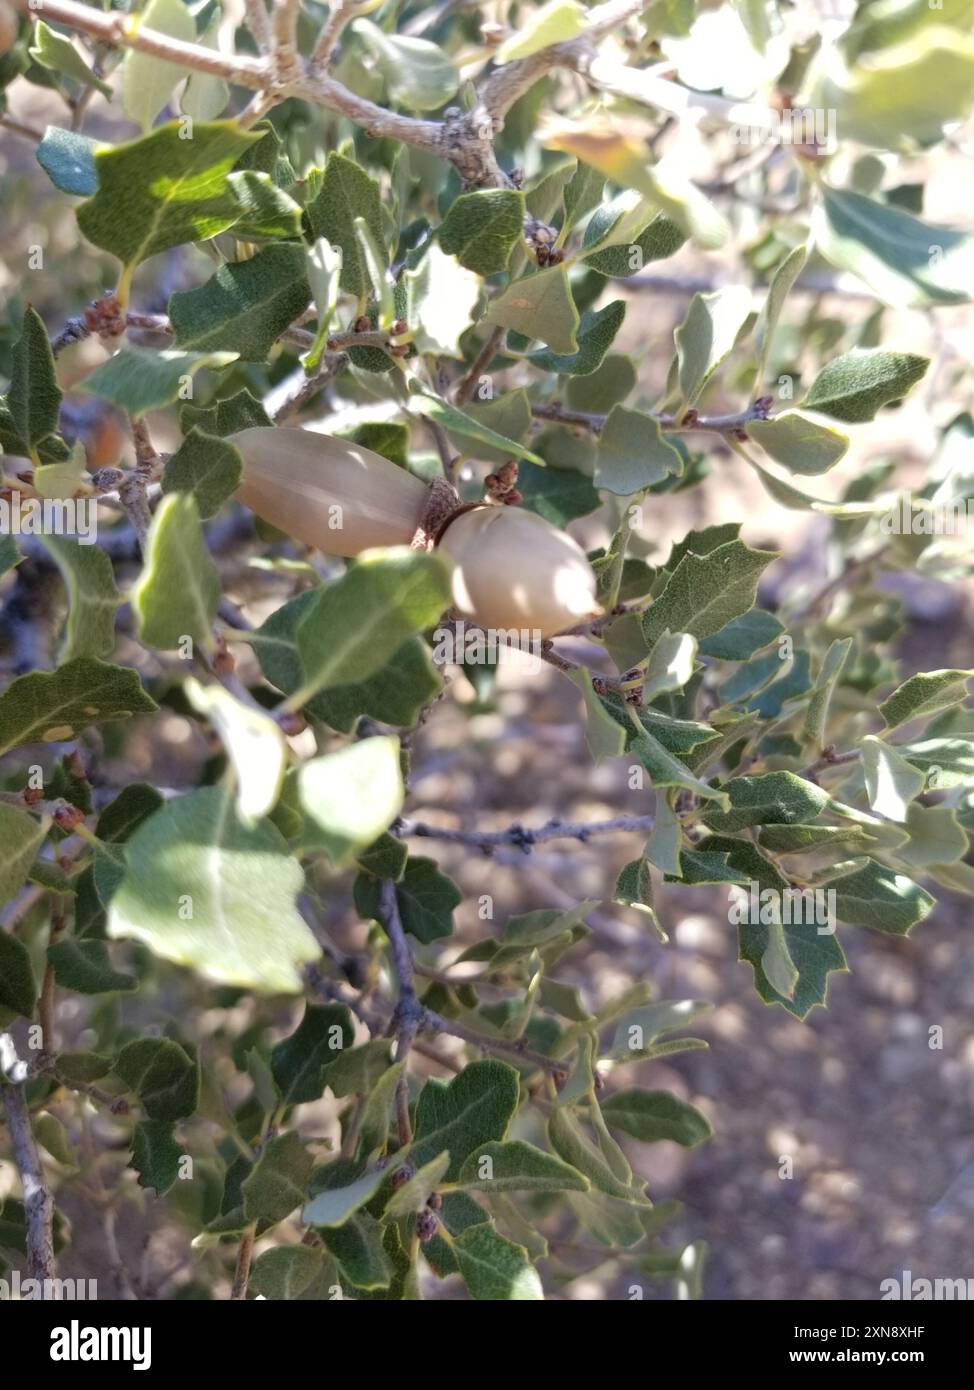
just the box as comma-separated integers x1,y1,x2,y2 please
76,121,261,272
803,638,853,747
698,608,784,660
518,457,600,526
595,406,683,495
242,1131,313,1223
131,492,220,651
130,1120,184,1196
294,548,451,702
0,658,156,758
322,1212,393,1291
411,1060,520,1180
757,823,870,854
352,17,459,111
749,413,849,476
180,389,271,438
439,188,525,274
250,1245,322,1300
530,300,626,376
483,265,580,355
601,1089,712,1147
250,591,442,733
453,1223,544,1301
90,783,165,909
184,677,286,825
831,860,936,935
7,307,62,451
703,772,829,832
161,428,243,519
107,785,318,993
303,1166,387,1227
297,737,404,864
861,734,926,821
0,802,49,909
641,540,777,651
114,1037,199,1121
35,536,120,661
354,856,461,944
708,836,848,1019
584,213,687,277
800,348,929,423
81,347,238,415
896,803,967,868
458,1140,589,1194
880,669,974,730
121,0,195,132
405,243,481,359
47,939,136,995
815,185,974,309
305,152,385,300
630,728,730,807
384,1152,452,1218
225,170,304,241
36,125,98,197
674,286,752,408
668,849,749,885
0,928,37,1018
170,244,310,360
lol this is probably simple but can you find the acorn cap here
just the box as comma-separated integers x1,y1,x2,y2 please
438,505,600,638
231,426,428,557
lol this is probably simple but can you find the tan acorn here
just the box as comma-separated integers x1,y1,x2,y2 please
231,426,427,556
438,504,599,637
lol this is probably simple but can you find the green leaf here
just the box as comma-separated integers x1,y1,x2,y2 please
130,1120,184,1196
293,548,451,704
36,126,98,197
496,0,585,60
29,21,113,100
271,1004,355,1105
641,539,777,651
161,428,243,519
802,638,853,747
674,286,752,409
170,244,310,360
352,16,459,110
897,803,968,869
600,1089,712,1147
405,243,482,359
800,348,929,423
757,824,870,854
642,631,698,701
583,213,686,277
47,940,136,995
298,737,404,864
566,353,636,413
326,1041,395,1098
703,772,829,832
322,1212,392,1290
411,1060,520,1180
879,669,974,729
748,413,849,475
831,860,935,935
483,265,580,355
630,728,730,808
899,737,974,789
35,536,120,661
458,1140,589,1194
0,802,50,908
7,307,62,453
76,120,260,275
180,389,271,438
0,658,156,758
114,1037,199,1121
594,406,683,495
54,1053,113,1088
815,185,974,308
354,856,461,944
131,492,220,651
530,300,626,376
609,999,713,1058
242,1132,312,1223
107,785,318,993
181,14,230,123
861,734,926,820
755,245,807,380
184,677,286,824
303,1166,388,1227
411,393,544,465
384,1152,452,1218
0,928,37,1019
81,347,238,415
121,0,195,132
250,1245,322,1300
568,668,626,762
32,1114,77,1170
698,608,784,660
547,1105,643,1201
518,458,600,526
305,152,385,300
453,1223,544,1301
439,189,525,274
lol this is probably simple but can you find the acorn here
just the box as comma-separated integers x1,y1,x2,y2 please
231,427,600,637
231,426,427,556
438,504,599,636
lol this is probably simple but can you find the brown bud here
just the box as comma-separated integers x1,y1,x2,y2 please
53,802,85,832
354,315,372,333
23,786,44,805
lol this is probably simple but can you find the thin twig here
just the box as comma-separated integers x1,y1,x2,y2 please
455,326,505,404
230,1222,256,1300
399,813,656,852
530,399,772,437
1,1039,57,1283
